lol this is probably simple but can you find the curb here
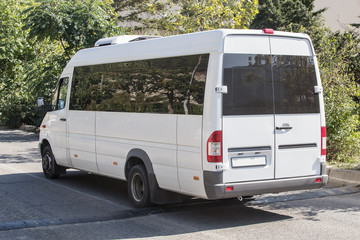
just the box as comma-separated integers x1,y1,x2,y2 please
19,124,39,134
247,186,360,205
327,166,360,186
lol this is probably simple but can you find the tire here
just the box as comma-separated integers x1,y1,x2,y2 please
42,146,63,179
128,165,151,208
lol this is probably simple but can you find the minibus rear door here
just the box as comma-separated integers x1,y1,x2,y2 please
222,35,275,183
270,36,322,178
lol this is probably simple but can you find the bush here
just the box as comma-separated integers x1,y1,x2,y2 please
0,96,27,129
317,31,360,162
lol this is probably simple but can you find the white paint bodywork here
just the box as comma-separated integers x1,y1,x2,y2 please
39,29,325,199
41,108,69,166
222,34,323,184
68,111,97,173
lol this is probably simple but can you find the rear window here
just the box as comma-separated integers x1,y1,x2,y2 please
273,55,319,114
223,54,319,115
223,54,273,115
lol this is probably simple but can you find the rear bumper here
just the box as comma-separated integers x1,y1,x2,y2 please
204,171,328,199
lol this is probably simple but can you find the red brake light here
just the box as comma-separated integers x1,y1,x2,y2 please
207,130,222,162
315,178,322,183
321,127,326,156
226,186,233,191
263,28,274,34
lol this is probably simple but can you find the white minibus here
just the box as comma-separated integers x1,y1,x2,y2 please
37,29,328,207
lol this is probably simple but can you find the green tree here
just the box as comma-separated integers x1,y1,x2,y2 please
23,0,122,59
153,0,259,35
0,0,122,128
113,0,166,26
330,30,360,85
0,0,36,128
250,0,325,32
317,31,360,162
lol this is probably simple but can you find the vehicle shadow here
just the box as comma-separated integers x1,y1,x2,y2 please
0,170,291,237
3,169,359,239
35,171,360,239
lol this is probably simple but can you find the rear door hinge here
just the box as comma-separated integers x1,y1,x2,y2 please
215,163,229,170
314,86,323,94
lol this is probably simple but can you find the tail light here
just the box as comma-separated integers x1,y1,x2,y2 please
226,186,233,191
207,131,222,162
321,127,326,156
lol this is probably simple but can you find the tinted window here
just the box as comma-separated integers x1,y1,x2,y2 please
223,54,273,115
70,66,101,111
273,55,319,114
70,55,209,115
223,54,320,115
58,78,68,110
51,77,69,111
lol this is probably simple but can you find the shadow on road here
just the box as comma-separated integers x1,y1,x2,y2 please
0,127,40,164
1,169,359,238
0,170,292,236
0,127,38,143
257,189,360,222
0,149,41,164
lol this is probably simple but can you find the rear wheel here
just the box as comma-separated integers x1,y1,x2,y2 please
42,146,64,179
128,165,151,208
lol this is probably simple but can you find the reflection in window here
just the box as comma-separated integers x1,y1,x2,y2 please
58,78,68,110
223,54,320,116
51,77,69,111
273,55,319,114
223,54,273,115
70,54,209,115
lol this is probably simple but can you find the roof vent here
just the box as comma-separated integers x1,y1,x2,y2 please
94,35,161,47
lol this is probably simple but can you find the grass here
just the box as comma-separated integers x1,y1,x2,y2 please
328,157,360,170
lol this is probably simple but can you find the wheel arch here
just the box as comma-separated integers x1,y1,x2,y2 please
39,138,51,155
125,148,155,180
125,148,189,205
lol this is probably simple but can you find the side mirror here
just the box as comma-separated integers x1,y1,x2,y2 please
36,97,52,112
59,99,65,109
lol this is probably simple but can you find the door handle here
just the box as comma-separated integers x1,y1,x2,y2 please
276,126,292,130
60,118,66,121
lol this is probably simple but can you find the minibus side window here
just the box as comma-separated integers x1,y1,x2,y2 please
51,77,69,111
58,78,68,110
70,66,101,111
70,54,209,115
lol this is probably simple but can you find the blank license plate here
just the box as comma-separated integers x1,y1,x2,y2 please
232,156,266,168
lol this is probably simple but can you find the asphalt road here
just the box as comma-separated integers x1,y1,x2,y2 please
0,127,359,240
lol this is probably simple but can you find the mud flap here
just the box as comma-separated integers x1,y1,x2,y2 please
148,173,190,204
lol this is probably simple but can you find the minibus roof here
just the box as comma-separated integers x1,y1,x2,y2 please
62,29,311,75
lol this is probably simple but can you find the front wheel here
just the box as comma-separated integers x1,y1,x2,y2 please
128,165,151,208
42,146,63,179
